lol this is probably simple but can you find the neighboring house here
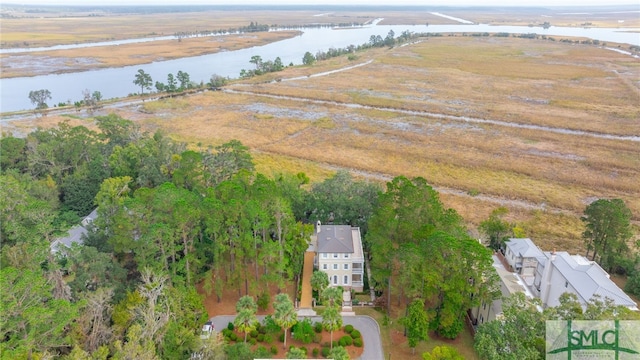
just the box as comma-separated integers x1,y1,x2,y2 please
50,209,98,253
503,238,545,286
314,222,365,292
535,251,638,311
469,254,533,327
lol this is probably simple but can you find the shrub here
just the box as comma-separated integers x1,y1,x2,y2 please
313,333,322,343
222,328,232,337
332,340,339,348
254,346,271,358
258,325,267,334
264,315,282,334
257,334,265,342
271,345,278,355
350,330,361,339
230,332,238,342
312,348,319,357
279,333,285,342
344,324,354,333
339,335,353,346
321,347,330,358
258,291,270,311
263,334,274,344
314,321,323,333
250,330,259,338
249,337,257,345
293,318,315,344
353,337,363,347
227,322,235,331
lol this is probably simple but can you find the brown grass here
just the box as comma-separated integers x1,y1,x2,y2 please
4,33,638,264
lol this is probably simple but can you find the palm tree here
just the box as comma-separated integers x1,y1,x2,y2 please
321,306,343,350
235,295,258,343
273,293,298,349
322,286,342,308
236,295,257,313
234,308,258,343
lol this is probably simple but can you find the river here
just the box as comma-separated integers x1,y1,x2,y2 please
1,22,639,113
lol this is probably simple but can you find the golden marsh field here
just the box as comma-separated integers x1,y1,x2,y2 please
2,6,639,255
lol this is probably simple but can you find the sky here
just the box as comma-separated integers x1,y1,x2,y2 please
7,0,640,6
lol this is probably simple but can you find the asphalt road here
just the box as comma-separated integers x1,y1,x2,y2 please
209,315,384,360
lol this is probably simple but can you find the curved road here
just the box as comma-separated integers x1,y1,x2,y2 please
209,315,384,360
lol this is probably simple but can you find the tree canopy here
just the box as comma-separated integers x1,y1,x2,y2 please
582,198,633,273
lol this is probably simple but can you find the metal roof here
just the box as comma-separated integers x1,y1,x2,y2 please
544,251,637,309
505,238,545,259
316,225,355,254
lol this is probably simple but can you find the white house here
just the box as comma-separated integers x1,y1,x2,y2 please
535,251,638,311
504,238,546,286
314,223,365,292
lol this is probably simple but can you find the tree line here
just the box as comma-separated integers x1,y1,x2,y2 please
0,114,381,358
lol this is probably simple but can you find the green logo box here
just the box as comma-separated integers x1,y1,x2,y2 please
547,320,640,359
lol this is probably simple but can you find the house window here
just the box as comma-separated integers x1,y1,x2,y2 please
333,264,338,270
333,275,338,285
322,253,327,258
333,253,338,258
344,275,348,285
344,253,349,258
344,264,349,270
482,302,486,310
322,264,327,270
352,274,362,282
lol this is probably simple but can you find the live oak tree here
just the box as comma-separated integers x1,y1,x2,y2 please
368,176,498,339
582,198,633,272
304,170,380,235
28,89,52,111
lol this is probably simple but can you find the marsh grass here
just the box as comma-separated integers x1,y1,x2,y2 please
9,35,637,254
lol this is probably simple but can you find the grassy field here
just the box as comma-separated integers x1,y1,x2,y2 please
7,35,638,254
121,36,636,252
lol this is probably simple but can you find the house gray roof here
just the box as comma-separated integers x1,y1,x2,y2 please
505,238,545,259
317,225,354,254
545,251,637,310
50,209,98,253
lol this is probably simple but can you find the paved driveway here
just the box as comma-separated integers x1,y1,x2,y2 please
210,315,384,360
